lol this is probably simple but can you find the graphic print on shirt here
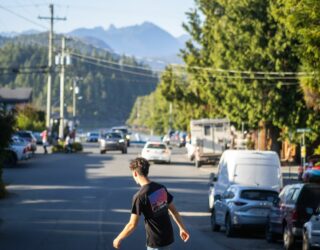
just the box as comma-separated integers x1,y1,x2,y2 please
148,188,168,216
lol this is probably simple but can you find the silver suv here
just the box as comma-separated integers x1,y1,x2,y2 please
211,185,278,237
303,206,320,250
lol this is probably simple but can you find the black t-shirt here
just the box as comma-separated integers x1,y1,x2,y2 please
131,182,174,248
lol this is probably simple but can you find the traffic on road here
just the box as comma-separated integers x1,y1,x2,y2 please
1,138,319,250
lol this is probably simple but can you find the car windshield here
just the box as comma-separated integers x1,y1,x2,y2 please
113,128,128,134
147,144,166,149
105,133,122,139
240,190,278,202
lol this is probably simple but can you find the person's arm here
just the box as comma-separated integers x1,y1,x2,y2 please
168,202,190,242
113,213,139,249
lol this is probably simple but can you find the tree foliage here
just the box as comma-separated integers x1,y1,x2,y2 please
0,108,16,198
128,0,320,151
271,0,320,110
16,104,45,131
0,34,158,128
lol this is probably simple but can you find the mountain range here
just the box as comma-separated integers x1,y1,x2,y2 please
1,22,189,68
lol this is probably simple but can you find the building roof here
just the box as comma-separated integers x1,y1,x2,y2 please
0,87,32,104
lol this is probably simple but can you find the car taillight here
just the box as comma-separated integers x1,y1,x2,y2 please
233,201,247,206
292,209,298,222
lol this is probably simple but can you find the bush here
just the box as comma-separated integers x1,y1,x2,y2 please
72,142,83,152
51,142,83,153
314,145,320,155
51,144,64,153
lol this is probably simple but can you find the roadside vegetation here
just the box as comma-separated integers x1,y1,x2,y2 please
0,109,16,198
128,0,320,154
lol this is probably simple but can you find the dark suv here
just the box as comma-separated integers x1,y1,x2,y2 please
111,127,130,147
266,183,320,250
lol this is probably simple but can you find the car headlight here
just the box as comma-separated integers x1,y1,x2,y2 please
119,139,125,143
126,135,130,140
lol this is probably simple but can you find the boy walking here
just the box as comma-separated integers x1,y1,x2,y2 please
113,157,190,249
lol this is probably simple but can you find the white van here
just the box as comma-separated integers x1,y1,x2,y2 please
209,150,283,209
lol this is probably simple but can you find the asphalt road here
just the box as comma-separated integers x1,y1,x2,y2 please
0,144,292,250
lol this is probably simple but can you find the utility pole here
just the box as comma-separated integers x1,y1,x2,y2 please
39,4,66,128
59,36,66,139
72,77,81,119
169,102,173,131
72,79,76,118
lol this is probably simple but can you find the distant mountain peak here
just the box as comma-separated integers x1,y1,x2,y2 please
69,21,186,58
108,24,117,31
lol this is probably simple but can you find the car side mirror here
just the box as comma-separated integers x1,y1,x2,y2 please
214,194,221,201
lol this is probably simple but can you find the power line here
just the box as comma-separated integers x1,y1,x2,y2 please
72,56,160,79
70,51,162,73
0,4,47,30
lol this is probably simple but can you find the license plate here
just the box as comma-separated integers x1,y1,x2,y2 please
250,209,269,216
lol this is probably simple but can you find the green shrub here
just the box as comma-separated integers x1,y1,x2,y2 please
51,144,64,153
72,142,83,152
314,145,320,155
51,142,83,153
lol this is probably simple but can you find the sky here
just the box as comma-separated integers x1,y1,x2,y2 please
0,0,196,37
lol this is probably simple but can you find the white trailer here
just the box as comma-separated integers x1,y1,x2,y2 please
190,118,230,167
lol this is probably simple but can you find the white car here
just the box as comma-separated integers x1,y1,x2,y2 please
303,207,320,250
141,141,171,164
5,137,30,166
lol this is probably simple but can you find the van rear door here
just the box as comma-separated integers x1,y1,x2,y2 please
233,163,281,190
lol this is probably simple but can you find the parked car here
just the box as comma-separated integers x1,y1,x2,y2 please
14,130,37,153
168,131,186,147
33,132,43,145
209,150,282,210
141,141,171,164
99,132,127,154
303,206,320,250
211,185,278,237
4,136,30,166
111,126,131,147
266,183,320,250
86,132,99,142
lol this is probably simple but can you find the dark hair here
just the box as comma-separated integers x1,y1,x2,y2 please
129,157,150,176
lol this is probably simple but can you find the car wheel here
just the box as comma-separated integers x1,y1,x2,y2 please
303,229,312,250
210,209,220,232
225,214,235,237
283,224,295,250
265,221,277,243
100,150,106,154
195,160,201,168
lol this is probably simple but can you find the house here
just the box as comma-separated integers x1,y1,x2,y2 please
0,87,32,110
